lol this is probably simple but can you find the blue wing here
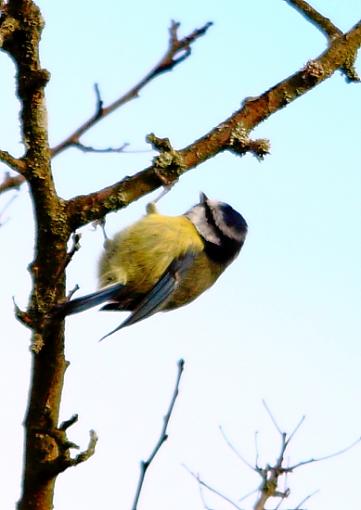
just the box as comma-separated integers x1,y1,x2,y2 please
100,253,195,340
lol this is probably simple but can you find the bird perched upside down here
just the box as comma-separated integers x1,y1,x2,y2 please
60,193,248,339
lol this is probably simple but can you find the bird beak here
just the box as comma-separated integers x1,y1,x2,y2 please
200,192,208,203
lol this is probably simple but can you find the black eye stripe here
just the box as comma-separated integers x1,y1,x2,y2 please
203,200,223,241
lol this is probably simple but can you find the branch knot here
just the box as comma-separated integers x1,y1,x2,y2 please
229,126,270,160
146,133,185,186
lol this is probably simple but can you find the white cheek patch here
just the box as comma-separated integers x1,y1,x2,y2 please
185,205,221,245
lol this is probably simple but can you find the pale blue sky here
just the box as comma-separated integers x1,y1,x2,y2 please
0,1,360,509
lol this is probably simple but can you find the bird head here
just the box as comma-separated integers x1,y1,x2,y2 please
185,192,248,262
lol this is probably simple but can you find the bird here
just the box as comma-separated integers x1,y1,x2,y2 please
60,192,248,339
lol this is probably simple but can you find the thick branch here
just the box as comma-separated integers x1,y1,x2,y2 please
284,0,360,81
65,19,361,230
0,11,20,47
2,3,73,510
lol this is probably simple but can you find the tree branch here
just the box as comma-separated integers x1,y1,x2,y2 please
252,403,361,510
131,359,185,510
295,490,319,509
2,3,73,510
70,141,130,154
219,426,256,471
284,0,360,81
185,466,243,510
0,193,17,226
0,20,212,196
42,417,98,476
287,436,361,471
0,150,26,173
0,173,25,194
65,18,361,231
50,21,213,157
190,403,360,510
284,0,342,39
0,9,20,47
2,3,360,510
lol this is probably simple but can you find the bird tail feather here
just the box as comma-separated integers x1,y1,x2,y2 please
59,282,125,317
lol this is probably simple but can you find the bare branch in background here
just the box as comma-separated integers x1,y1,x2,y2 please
287,436,361,472
0,173,24,194
0,20,212,194
219,426,255,471
187,403,361,510
131,359,185,510
295,490,320,509
50,21,213,157
0,150,26,173
185,466,243,510
0,193,17,226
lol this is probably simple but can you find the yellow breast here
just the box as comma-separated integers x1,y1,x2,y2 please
98,212,204,291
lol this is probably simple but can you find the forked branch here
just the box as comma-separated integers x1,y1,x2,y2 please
50,21,213,157
64,16,361,231
188,402,361,510
0,20,212,192
284,0,360,81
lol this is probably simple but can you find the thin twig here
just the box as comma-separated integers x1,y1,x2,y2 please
53,233,81,283
238,487,258,503
286,415,306,446
198,482,216,510
184,466,243,510
219,426,255,471
59,414,79,431
131,359,185,510
254,431,260,468
0,173,24,194
94,83,103,115
71,141,130,153
0,193,17,225
295,489,319,509
288,436,361,471
71,430,98,466
51,21,212,157
262,399,284,436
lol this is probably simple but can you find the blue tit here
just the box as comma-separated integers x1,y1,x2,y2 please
61,193,247,339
